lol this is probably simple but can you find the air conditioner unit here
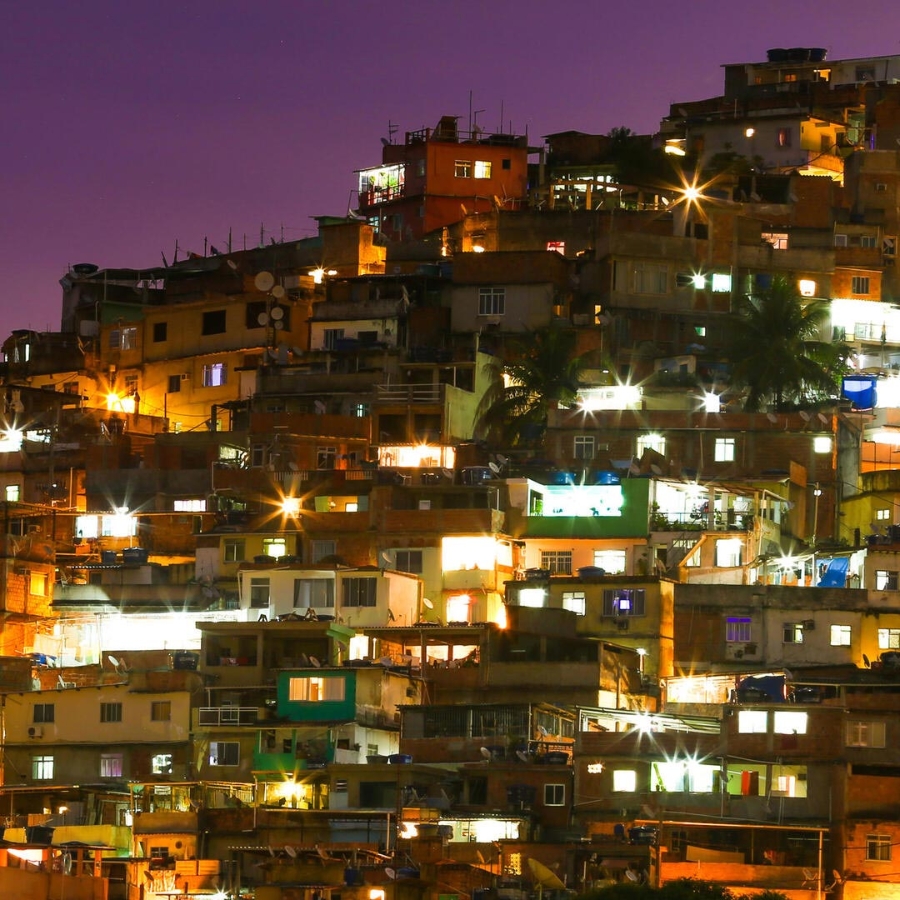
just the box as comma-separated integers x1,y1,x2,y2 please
803,619,816,630
617,619,630,631
27,726,43,738
180,373,190,380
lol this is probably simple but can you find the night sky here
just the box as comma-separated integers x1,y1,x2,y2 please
3,0,899,330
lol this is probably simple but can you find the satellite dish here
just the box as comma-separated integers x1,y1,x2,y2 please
309,655,321,668
108,655,119,668
477,850,486,864
538,725,549,736
480,746,493,760
516,750,531,763
496,454,508,466
271,285,286,299
864,653,871,667
274,320,284,330
257,312,269,326
488,461,501,475
380,551,392,565
442,468,454,480
270,306,284,320
255,271,275,292
284,845,297,859
766,413,778,423
423,597,434,609
385,868,396,880
227,260,238,271
650,464,663,475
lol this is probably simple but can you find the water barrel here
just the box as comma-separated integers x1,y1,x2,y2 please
767,48,788,62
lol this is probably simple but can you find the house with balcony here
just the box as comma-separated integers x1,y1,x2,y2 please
354,115,530,242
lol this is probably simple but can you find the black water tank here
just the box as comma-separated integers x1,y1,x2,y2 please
767,48,788,62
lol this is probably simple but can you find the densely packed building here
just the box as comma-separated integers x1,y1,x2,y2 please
6,45,900,900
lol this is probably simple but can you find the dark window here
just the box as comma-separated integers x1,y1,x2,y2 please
34,703,55,723
343,577,377,607
153,322,168,342
395,550,423,574
502,158,511,170
202,310,227,335
100,702,122,723
167,374,181,393
249,578,270,608
294,578,335,608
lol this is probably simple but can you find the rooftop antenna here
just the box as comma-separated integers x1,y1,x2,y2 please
387,120,397,144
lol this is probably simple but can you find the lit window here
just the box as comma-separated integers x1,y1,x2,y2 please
5,485,19,501
289,676,345,702
100,753,123,778
716,539,743,567
574,435,595,459
109,326,138,350
876,509,891,522
152,753,173,774
517,588,546,608
474,160,492,179
776,127,792,147
738,710,768,733
847,720,886,748
562,591,586,615
478,287,505,316
762,232,789,250
814,436,832,454
867,834,891,862
100,702,122,723
878,628,900,648
612,769,637,792
541,550,572,575
29,572,48,597
454,160,472,178
726,617,752,642
209,741,239,766
783,623,804,644
852,276,871,295
876,570,898,590
151,701,171,722
32,755,54,780
262,538,286,558
714,437,735,462
830,624,852,646
636,434,666,456
201,362,227,387
544,783,565,806
799,279,816,296
773,711,807,734
711,273,732,293
173,499,206,512
592,549,626,574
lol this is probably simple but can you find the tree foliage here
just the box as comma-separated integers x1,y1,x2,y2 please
725,275,848,411
477,326,591,447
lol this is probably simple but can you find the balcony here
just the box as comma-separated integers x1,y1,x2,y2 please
195,706,268,727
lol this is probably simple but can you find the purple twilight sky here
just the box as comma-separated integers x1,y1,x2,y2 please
3,0,900,331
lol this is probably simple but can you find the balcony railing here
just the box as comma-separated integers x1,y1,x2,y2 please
197,706,263,726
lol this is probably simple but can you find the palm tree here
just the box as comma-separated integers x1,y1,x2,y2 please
478,326,590,447
726,275,848,411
